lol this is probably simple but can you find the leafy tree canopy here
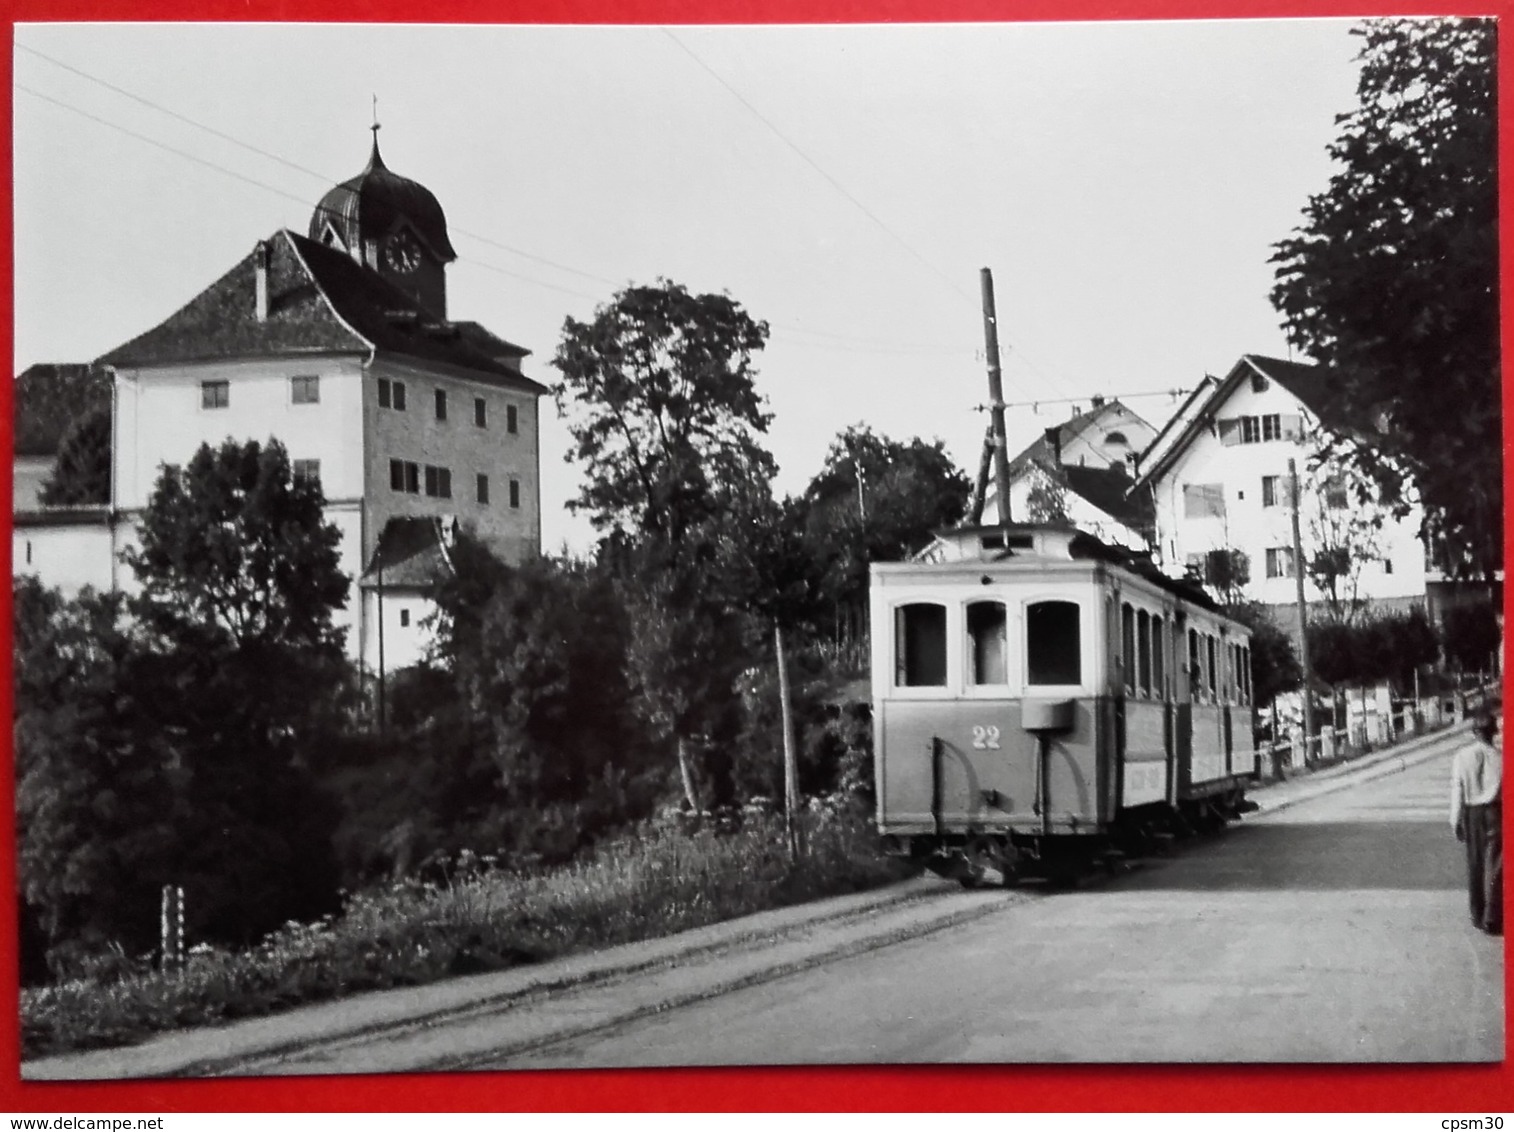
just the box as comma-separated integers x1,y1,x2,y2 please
803,425,970,608
1270,17,1499,578
125,438,349,653
552,280,775,544
14,363,110,459
39,406,111,507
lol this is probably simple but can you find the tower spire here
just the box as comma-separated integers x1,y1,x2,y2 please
367,94,385,169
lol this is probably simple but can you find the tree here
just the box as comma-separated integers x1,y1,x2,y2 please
121,440,350,945
1024,468,1071,526
1270,18,1499,580
1225,601,1302,707
1443,600,1501,673
433,541,660,853
1302,460,1389,621
803,425,970,626
39,407,111,506
126,439,349,654
13,580,178,968
14,363,110,459
715,491,828,848
552,280,775,544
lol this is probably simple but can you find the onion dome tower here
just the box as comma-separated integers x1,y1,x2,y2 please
310,125,457,317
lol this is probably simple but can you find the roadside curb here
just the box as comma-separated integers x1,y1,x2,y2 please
1249,720,1472,816
25,722,1475,1080
24,874,957,1081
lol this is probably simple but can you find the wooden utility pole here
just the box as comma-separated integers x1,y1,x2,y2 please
1288,457,1315,763
980,268,1013,526
777,621,801,859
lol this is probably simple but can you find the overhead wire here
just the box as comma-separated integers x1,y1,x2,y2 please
660,28,978,309
18,41,1108,400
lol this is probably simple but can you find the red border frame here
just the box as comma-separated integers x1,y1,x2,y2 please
2,1,1511,1112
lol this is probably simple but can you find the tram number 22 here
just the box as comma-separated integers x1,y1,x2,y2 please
971,725,1002,750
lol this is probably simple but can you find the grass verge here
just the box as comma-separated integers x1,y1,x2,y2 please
21,810,909,1059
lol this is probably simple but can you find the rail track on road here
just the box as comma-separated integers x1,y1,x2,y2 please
26,725,1468,1079
190,883,1029,1076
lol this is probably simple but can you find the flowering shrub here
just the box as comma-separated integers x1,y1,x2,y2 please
21,810,905,1057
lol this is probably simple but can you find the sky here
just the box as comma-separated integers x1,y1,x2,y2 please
13,20,1365,552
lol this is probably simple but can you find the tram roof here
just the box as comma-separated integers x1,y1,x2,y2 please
888,522,1223,614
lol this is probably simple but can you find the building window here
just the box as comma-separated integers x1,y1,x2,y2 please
1027,600,1081,686
475,398,487,427
1262,413,1282,441
477,474,490,505
895,603,947,687
435,389,447,421
509,478,520,509
390,458,419,494
201,380,229,409
293,459,321,488
399,609,411,628
379,379,407,410
424,465,452,499
1383,557,1395,575
1265,546,1295,579
507,405,518,434
966,601,1008,686
1183,483,1226,519
291,375,320,404
1262,475,1282,508
24,540,31,566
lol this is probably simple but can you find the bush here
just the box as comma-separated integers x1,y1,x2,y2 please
21,812,907,1057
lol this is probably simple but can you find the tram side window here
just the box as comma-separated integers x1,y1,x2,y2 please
1206,635,1218,700
895,603,947,687
967,601,1008,686
1027,600,1081,686
1121,604,1135,694
1241,645,1252,704
1189,629,1202,701
1137,610,1152,697
1153,616,1165,698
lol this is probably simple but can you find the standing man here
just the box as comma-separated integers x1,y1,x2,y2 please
1451,704,1502,935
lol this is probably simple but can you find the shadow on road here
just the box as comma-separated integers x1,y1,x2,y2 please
1105,820,1462,892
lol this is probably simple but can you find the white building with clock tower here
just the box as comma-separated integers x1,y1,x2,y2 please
16,132,547,676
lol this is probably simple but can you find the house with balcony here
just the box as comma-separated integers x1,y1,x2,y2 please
1129,354,1429,629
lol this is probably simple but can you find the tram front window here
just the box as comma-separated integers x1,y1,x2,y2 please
1026,600,1080,686
895,603,947,687
967,601,1008,685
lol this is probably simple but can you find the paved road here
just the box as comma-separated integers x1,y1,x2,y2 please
25,733,1501,1079
491,747,1502,1067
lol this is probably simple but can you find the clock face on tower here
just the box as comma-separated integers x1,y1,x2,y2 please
383,230,423,274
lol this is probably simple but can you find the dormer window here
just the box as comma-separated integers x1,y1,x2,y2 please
319,221,347,253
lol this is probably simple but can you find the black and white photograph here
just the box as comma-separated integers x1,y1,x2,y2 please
11,17,1502,1082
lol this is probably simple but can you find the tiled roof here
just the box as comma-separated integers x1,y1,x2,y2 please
1061,463,1152,533
360,516,455,589
1008,403,1106,471
1007,399,1150,473
96,230,544,395
1241,354,1351,431
1131,354,1353,491
97,232,362,367
14,363,112,457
